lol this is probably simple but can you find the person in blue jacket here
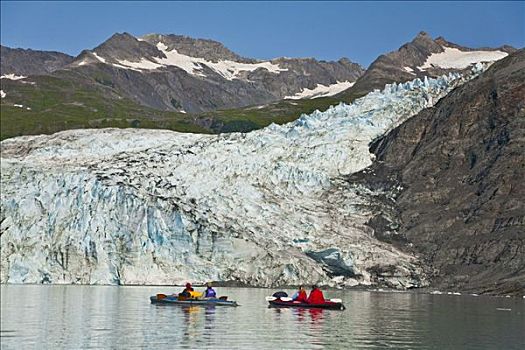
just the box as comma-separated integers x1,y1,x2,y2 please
204,282,217,298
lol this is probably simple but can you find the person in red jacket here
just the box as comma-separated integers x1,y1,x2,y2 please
307,285,325,304
292,286,308,303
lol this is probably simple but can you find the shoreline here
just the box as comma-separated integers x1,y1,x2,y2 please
2,282,523,299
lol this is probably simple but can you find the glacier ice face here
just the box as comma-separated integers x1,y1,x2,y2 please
0,69,481,288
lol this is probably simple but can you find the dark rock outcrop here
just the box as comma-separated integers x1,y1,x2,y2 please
351,49,525,295
0,45,74,76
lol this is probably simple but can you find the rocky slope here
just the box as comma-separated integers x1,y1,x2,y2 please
338,32,515,101
2,33,364,114
348,49,525,295
0,45,74,76
71,33,364,112
0,68,477,287
1,32,514,140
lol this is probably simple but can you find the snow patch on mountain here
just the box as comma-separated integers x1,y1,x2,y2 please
420,46,507,70
117,57,163,71
74,52,107,68
92,52,107,64
0,90,5,98
151,42,206,77
1,74,27,80
110,41,288,80
285,81,355,99
12,104,30,110
0,67,484,287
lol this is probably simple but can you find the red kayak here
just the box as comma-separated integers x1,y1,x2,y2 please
267,297,345,310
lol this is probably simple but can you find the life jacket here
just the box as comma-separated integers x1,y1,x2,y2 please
179,287,197,298
296,290,308,303
189,290,203,298
307,288,325,304
179,289,191,298
205,288,216,298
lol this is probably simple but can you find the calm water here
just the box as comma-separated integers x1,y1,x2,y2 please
1,285,523,349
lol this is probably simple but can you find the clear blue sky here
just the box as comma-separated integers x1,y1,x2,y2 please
1,1,523,66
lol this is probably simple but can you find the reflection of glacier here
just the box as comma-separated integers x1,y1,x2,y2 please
0,67,482,287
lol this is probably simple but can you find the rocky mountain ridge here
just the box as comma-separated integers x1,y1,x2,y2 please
1,32,515,140
0,45,74,76
2,32,364,113
338,31,515,100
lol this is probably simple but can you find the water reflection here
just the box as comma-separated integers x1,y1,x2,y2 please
307,308,325,323
1,285,524,350
204,306,216,329
293,307,308,323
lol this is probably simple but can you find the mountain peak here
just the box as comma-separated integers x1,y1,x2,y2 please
410,31,441,50
140,33,248,63
96,32,143,48
110,32,136,40
337,32,512,101
90,32,164,63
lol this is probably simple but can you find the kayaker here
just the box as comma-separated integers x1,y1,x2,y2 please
291,285,308,302
204,282,217,298
179,282,194,298
307,285,325,304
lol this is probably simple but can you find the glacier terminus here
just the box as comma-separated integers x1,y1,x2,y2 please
0,65,487,289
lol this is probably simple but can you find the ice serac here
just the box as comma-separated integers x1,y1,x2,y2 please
0,66,484,288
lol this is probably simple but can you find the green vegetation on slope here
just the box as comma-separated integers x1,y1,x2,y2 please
1,73,365,140
0,75,209,140
195,97,340,132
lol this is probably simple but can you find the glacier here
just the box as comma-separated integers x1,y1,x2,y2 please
0,66,484,288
